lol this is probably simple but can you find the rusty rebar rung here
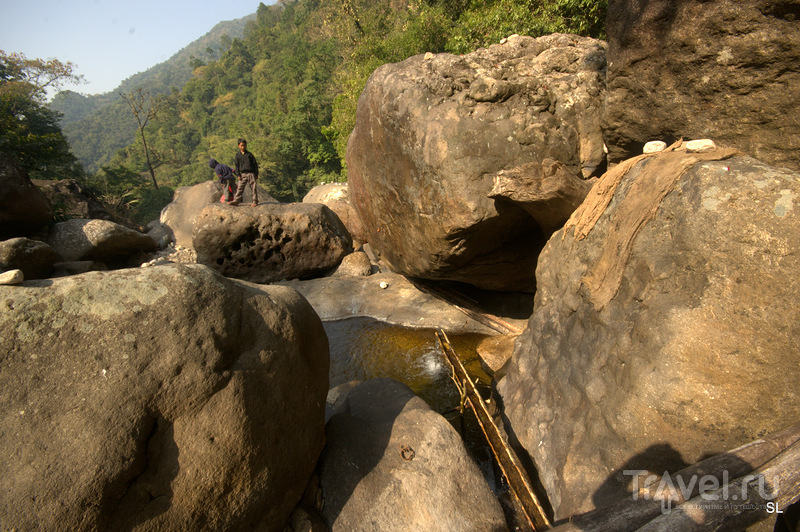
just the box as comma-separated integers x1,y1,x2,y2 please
436,330,552,531
444,353,467,414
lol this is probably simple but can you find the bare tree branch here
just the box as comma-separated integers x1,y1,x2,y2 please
120,88,160,189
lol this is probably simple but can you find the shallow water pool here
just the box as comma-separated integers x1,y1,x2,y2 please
323,317,492,415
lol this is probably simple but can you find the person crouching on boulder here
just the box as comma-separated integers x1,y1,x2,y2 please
209,158,236,203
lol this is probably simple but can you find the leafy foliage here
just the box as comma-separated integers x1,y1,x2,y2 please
444,0,606,54
84,165,176,226
0,51,85,179
322,0,606,167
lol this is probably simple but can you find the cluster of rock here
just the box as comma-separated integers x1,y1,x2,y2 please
492,1,800,523
4,2,800,527
1,150,511,529
0,161,161,283
339,2,800,526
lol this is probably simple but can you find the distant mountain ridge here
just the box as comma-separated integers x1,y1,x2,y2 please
49,14,254,172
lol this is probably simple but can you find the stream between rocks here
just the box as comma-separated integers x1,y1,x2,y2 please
323,317,505,494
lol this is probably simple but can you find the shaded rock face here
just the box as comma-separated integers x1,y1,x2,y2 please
604,0,800,171
347,34,605,292
497,148,800,518
32,179,118,224
0,237,57,280
319,379,507,531
193,203,353,284
46,218,158,263
303,183,367,245
160,181,278,249
489,158,596,234
0,264,329,530
0,154,52,239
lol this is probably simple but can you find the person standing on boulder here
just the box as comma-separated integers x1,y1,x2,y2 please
208,158,236,203
229,138,259,207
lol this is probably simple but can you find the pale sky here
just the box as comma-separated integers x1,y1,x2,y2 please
2,0,269,97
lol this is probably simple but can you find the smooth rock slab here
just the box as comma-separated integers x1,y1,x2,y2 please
280,271,504,335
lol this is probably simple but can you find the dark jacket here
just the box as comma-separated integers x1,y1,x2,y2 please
235,150,258,177
209,158,235,182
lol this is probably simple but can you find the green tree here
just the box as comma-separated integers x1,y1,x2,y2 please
445,0,606,54
0,51,84,179
86,165,175,226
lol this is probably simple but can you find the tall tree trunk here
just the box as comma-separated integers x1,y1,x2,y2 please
139,127,158,189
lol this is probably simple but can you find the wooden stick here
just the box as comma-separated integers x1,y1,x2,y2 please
437,330,551,530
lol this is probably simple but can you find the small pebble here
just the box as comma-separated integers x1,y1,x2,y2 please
379,281,389,289
0,269,24,285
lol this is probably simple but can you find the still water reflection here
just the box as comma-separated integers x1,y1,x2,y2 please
323,317,492,414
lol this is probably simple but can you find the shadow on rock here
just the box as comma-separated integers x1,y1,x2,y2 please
318,378,507,531
319,379,414,527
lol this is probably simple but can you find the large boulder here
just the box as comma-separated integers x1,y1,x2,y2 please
497,144,800,519
194,202,353,284
604,0,800,171
160,181,278,248
0,154,52,239
0,237,57,279
347,34,605,292
46,218,158,264
303,183,367,246
0,264,329,530
319,378,507,531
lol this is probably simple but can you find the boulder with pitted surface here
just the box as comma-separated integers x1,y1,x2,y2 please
498,145,800,519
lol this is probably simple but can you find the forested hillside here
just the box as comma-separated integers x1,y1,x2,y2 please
48,16,253,173
41,0,606,224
